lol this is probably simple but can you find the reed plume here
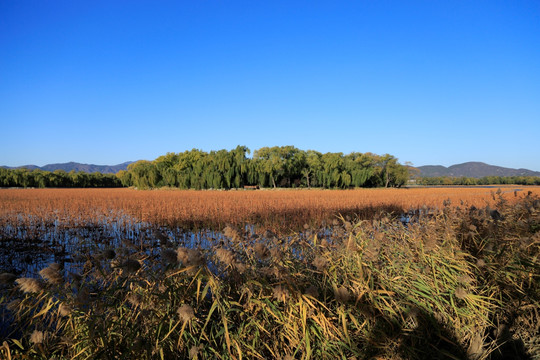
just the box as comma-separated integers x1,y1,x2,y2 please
177,304,195,322
16,278,43,293
39,263,63,285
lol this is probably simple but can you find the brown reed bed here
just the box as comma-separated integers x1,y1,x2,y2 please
1,186,538,234
0,189,539,359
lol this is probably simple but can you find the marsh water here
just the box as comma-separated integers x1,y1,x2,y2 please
1,216,219,276
0,214,343,278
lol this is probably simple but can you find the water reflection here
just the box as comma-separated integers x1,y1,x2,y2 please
0,215,341,278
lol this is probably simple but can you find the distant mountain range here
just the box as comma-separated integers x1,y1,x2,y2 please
417,162,540,178
1,161,134,174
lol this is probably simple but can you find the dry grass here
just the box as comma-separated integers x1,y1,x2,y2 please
1,186,538,233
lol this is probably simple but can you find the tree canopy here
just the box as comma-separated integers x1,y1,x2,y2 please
0,168,122,188
122,146,410,190
5,147,536,190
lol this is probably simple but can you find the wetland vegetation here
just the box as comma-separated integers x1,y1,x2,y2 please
0,187,539,359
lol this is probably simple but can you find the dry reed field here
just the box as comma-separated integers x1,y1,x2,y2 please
1,186,539,233
1,187,539,359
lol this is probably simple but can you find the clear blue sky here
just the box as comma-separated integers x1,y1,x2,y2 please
1,1,539,170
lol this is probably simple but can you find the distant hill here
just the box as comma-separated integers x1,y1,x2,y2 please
1,161,134,174
418,162,540,178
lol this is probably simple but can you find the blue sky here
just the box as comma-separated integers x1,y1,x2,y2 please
1,1,539,170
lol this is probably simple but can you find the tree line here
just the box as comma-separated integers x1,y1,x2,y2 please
0,168,122,188
416,175,540,186
118,146,410,190
5,149,538,190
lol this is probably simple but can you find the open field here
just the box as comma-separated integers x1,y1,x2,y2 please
1,187,539,359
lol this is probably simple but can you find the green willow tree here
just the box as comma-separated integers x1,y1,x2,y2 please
302,150,322,188
0,168,121,188
118,146,411,190
253,146,285,188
